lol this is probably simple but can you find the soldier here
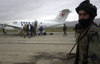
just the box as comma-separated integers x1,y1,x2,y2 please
34,22,37,35
31,25,35,36
63,24,67,36
74,0,100,64
23,24,27,38
26,24,29,37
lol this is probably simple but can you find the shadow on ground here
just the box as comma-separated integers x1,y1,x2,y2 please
16,52,75,64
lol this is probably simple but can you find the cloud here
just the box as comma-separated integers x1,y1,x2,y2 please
0,0,100,22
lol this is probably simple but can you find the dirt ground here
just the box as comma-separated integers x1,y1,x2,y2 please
0,32,76,64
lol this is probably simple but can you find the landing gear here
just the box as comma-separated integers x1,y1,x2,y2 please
2,28,7,35
2,25,7,35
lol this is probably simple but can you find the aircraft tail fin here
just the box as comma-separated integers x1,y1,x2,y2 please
54,9,70,23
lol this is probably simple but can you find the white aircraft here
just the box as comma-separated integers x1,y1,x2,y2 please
0,9,70,34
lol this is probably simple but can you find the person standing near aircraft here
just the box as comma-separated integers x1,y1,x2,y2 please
23,24,27,38
24,23,28,38
32,24,37,36
19,23,24,36
63,24,67,36
39,26,44,35
28,23,32,38
34,21,37,35
74,0,100,64
31,25,35,36
30,24,33,37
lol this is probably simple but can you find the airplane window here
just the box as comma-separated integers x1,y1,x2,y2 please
13,22,17,24
40,22,42,24
32,22,34,24
23,22,25,24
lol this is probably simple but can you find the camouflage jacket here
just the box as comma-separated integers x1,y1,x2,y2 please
74,23,100,64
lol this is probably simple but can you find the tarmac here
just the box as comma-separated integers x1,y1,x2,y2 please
0,32,76,64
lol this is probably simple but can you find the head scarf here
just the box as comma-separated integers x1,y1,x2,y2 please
76,0,97,19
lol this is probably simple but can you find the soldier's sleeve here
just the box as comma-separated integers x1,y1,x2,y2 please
88,27,100,64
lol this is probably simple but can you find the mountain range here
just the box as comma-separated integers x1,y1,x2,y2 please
65,18,100,27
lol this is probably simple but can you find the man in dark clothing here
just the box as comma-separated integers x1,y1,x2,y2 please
74,0,100,64
31,25,36,36
23,24,27,38
30,24,33,37
34,22,37,35
63,24,67,36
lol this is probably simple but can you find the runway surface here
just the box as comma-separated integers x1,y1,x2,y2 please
0,32,76,64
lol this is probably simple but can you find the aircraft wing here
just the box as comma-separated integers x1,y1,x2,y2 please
0,23,21,29
6,24,21,29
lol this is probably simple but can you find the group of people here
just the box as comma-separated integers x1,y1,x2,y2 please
20,22,37,38
20,22,45,38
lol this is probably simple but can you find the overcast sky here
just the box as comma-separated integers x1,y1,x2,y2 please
0,0,100,23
